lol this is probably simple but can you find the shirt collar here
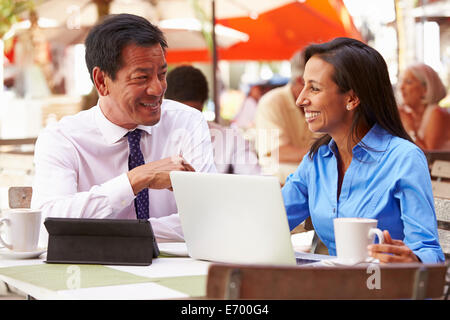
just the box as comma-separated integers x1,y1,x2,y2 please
94,101,153,144
320,124,392,161
357,123,392,161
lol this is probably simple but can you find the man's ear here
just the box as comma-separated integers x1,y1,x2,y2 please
93,67,109,96
346,90,360,111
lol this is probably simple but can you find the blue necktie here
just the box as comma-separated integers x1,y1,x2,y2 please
127,129,149,220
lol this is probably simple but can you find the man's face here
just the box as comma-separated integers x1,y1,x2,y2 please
102,43,168,129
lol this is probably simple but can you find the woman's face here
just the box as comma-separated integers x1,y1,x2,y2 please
296,56,353,140
400,69,426,108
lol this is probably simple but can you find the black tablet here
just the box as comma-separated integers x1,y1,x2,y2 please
44,218,159,266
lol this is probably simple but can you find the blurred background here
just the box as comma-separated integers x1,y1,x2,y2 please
0,0,449,203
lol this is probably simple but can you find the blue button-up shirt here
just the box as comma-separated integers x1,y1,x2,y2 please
282,124,444,263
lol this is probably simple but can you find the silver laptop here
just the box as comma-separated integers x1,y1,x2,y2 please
170,171,297,266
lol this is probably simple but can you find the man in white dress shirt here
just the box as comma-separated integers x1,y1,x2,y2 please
31,14,216,243
165,65,261,175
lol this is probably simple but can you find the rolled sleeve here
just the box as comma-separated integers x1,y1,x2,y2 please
281,157,311,231
394,149,445,263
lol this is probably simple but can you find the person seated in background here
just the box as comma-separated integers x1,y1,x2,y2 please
231,82,268,131
31,14,216,243
398,63,450,150
282,37,444,263
254,50,318,184
165,65,261,175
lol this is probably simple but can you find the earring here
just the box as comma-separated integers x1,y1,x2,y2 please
346,105,351,110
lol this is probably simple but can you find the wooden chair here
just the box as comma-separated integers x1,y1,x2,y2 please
435,197,450,259
206,263,449,300
431,159,450,262
0,138,37,155
425,151,450,170
8,186,33,209
431,160,450,199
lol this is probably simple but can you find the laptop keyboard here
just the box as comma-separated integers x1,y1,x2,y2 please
296,257,321,265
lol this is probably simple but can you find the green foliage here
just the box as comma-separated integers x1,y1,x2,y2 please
0,0,35,39
191,0,213,54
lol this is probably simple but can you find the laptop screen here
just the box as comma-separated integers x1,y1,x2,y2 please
170,172,296,266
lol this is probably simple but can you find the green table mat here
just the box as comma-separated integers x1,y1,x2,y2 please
0,264,206,296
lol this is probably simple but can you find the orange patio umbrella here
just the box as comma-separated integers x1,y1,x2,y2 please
166,0,362,63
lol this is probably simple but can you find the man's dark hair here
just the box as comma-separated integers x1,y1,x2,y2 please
303,37,412,158
165,65,209,104
85,13,167,83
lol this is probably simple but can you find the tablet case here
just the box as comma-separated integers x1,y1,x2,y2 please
44,218,160,266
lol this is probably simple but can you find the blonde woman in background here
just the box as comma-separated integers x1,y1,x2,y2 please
398,63,450,150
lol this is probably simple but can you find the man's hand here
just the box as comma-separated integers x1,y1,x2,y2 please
368,230,420,264
127,155,195,195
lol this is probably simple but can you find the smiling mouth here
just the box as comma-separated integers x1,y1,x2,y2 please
305,111,321,122
139,101,161,111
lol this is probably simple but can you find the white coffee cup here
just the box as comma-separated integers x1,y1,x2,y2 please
0,209,42,252
333,217,384,264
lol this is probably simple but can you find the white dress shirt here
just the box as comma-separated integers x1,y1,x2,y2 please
32,99,216,244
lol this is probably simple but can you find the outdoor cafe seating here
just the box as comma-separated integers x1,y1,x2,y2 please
0,184,449,300
1,0,450,304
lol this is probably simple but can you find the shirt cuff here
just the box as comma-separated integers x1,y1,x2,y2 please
414,249,445,264
93,173,136,214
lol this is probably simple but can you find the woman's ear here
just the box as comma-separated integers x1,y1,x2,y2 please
345,90,360,111
93,67,109,96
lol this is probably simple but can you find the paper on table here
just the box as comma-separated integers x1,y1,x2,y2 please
57,277,207,299
110,257,210,279
57,282,190,300
158,242,189,257
152,275,207,297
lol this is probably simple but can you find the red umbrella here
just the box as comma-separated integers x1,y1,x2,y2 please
166,0,362,63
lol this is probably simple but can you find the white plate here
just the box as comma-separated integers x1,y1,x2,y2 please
320,257,379,267
0,247,47,260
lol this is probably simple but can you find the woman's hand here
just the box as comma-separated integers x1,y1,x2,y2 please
368,230,420,263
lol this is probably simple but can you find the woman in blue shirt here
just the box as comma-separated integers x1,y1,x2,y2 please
282,38,444,263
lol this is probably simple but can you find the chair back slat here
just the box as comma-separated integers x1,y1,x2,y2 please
431,160,450,180
8,187,33,209
206,263,448,300
435,198,450,260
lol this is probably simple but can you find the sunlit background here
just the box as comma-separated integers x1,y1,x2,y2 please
0,0,449,207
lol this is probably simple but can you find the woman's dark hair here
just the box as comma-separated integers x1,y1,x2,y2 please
304,37,412,158
165,65,209,104
85,13,167,83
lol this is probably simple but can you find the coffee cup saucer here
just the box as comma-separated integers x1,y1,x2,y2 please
0,247,47,260
320,256,379,267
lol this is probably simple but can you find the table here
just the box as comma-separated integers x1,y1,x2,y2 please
0,256,210,300
0,245,330,300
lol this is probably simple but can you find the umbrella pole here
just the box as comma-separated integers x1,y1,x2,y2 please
212,0,220,123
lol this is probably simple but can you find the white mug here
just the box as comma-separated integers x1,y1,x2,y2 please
0,209,42,252
333,217,384,264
